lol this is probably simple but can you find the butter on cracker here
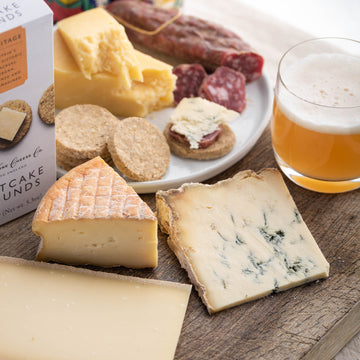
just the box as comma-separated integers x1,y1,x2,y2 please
0,107,26,141
57,7,143,87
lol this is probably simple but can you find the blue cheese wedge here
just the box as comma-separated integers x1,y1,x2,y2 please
156,168,330,313
169,97,238,149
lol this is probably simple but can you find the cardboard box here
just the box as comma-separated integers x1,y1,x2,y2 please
0,0,56,225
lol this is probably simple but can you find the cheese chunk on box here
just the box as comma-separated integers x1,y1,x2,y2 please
0,107,26,141
32,157,158,268
0,256,191,360
57,7,142,86
156,168,330,313
54,30,176,117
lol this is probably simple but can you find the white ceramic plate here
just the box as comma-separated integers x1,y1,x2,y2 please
57,72,273,193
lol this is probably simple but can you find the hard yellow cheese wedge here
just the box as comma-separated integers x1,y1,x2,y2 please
0,256,191,360
54,30,176,117
57,7,142,87
32,157,158,268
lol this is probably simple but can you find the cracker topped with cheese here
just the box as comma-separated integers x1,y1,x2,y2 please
164,97,238,160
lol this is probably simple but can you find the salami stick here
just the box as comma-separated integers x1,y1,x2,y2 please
106,0,264,82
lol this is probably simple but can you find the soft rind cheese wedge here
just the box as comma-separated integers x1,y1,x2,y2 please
54,30,176,117
57,7,143,86
32,157,158,268
156,168,330,313
0,256,191,360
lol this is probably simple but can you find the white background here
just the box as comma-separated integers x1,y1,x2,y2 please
238,0,360,40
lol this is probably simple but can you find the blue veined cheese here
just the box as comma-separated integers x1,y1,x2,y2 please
169,97,239,149
156,168,330,313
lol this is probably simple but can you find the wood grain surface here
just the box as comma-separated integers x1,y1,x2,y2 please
0,125,359,360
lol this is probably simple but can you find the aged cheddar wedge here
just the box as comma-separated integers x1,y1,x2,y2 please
32,157,158,268
57,7,142,86
156,168,330,313
54,30,176,117
0,256,191,360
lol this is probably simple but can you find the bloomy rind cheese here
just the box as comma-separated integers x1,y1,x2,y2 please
33,157,158,268
156,168,330,313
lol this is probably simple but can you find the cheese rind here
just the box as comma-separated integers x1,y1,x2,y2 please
57,7,142,86
33,157,158,267
156,168,330,313
0,256,191,360
54,30,176,117
0,107,26,141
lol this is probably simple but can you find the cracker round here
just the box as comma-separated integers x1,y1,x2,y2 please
55,104,119,160
38,84,55,125
0,100,32,149
164,123,236,160
108,117,170,181
56,151,114,171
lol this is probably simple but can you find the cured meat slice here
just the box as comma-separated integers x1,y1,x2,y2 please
199,66,246,113
173,64,207,104
106,0,264,82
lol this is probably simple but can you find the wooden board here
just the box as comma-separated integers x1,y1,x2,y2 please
0,125,359,360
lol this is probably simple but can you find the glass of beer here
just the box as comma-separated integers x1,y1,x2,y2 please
271,38,360,193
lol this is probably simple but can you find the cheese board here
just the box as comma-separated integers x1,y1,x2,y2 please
0,0,359,359
57,72,272,193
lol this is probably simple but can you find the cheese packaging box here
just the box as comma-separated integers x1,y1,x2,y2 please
0,1,56,225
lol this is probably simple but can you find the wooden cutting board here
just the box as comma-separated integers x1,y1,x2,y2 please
0,1,359,359
1,123,359,360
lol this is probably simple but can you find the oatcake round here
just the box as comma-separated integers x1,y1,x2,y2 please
55,104,119,164
56,151,114,171
38,84,55,125
108,117,170,181
164,123,236,160
0,100,32,149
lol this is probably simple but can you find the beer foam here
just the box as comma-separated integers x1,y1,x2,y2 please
277,53,360,134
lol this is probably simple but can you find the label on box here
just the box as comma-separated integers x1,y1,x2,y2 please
0,26,28,94
0,0,56,225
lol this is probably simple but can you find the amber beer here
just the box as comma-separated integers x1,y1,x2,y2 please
272,40,360,192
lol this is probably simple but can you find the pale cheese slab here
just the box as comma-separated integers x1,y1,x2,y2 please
0,256,191,360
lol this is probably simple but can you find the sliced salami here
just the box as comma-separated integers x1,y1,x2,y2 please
173,64,207,104
199,66,246,113
221,52,264,83
106,0,264,82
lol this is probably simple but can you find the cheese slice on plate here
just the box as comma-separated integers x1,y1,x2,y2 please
54,30,176,117
156,168,330,313
0,256,191,360
32,157,158,268
57,7,143,86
